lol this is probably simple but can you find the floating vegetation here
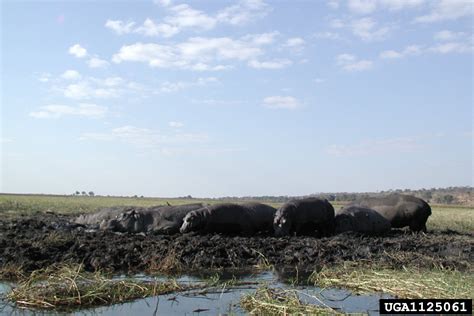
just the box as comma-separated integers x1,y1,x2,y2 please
6,264,193,310
310,265,474,299
0,264,25,281
241,286,342,315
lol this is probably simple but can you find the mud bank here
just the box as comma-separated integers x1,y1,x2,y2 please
0,213,472,276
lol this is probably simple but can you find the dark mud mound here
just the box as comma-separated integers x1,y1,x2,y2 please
0,214,472,276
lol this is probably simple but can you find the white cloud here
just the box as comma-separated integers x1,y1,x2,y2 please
379,50,403,59
0,137,13,144
112,33,286,70
105,20,136,35
61,70,81,80
414,0,473,23
328,17,391,42
157,77,218,93
53,75,143,100
327,137,419,157
262,96,301,109
429,42,473,54
248,59,292,69
347,0,425,13
314,32,343,41
216,0,270,26
336,54,373,71
243,31,279,45
29,103,107,119
135,19,180,38
154,0,172,7
347,0,377,14
80,125,208,148
106,1,269,38
169,121,184,128
330,18,345,29
434,30,466,41
62,82,119,99
191,99,242,106
379,45,423,59
38,72,52,83
379,0,425,11
87,57,110,68
314,78,326,84
68,44,87,58
327,0,340,9
167,4,217,30
106,18,179,37
351,18,390,41
380,41,472,60
284,37,305,52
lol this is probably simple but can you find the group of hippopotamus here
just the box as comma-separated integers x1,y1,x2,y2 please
73,193,431,236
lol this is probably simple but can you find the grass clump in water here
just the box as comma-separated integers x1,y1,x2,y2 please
241,286,341,315
7,264,193,310
310,265,473,299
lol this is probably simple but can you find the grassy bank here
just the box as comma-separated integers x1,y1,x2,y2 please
6,264,190,310
241,286,342,315
310,265,473,299
427,205,474,233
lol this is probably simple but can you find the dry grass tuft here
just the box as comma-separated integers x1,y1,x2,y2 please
147,248,184,273
0,265,26,281
7,264,192,310
241,286,342,315
310,265,474,299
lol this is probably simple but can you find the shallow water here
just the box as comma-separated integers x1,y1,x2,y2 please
0,271,391,315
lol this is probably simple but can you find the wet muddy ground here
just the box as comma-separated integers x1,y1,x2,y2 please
0,213,472,276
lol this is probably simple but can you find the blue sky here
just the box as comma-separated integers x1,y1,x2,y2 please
1,0,473,197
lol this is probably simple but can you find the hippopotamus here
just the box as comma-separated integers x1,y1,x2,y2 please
74,206,150,228
346,194,431,232
335,206,391,235
179,203,276,235
100,203,204,234
273,198,335,237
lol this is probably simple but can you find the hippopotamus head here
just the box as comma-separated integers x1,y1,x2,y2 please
273,204,295,237
101,210,145,233
180,210,205,233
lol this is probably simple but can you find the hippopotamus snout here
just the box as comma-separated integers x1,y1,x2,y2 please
99,218,118,231
180,215,194,233
273,216,290,237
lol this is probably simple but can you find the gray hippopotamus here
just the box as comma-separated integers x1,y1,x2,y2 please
335,206,391,235
74,206,150,228
100,203,204,234
346,194,431,232
273,198,335,237
179,203,276,235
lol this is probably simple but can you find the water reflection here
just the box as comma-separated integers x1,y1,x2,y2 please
0,270,390,315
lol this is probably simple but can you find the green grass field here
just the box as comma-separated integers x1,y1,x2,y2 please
0,194,471,232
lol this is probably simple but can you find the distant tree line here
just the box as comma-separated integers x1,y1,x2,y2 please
212,186,472,206
73,191,95,197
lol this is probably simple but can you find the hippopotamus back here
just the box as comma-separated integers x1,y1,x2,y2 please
274,198,335,236
74,206,143,226
180,203,276,235
100,203,204,234
150,203,205,234
335,206,391,235
347,194,431,231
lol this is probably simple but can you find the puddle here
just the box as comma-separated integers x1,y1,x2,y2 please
0,271,391,315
